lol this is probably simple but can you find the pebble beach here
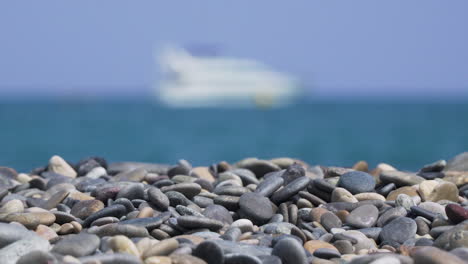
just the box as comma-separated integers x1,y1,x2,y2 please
0,153,467,264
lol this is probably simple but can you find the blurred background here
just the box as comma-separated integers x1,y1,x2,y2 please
0,1,467,172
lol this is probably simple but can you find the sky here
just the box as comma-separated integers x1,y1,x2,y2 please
0,1,467,98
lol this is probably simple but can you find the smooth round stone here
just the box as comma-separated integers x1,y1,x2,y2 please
387,186,419,201
320,212,342,232
446,204,468,224
413,246,466,264
161,183,201,199
90,216,120,227
425,182,459,202
261,222,296,235
254,176,284,197
355,193,385,203
1,212,56,229
223,253,262,264
415,217,430,236
313,248,341,259
170,254,207,264
379,217,417,244
313,178,335,193
231,219,254,233
395,193,416,211
202,204,233,225
193,240,224,264
346,204,378,228
239,193,274,225
52,233,100,257
419,180,440,201
333,240,354,254
116,183,144,200
214,185,249,196
148,187,170,210
0,235,50,264
90,223,149,237
451,248,468,260
304,240,337,254
270,176,310,204
331,187,358,203
380,170,424,187
35,224,58,241
177,216,224,231
16,250,57,264
377,206,407,227
142,238,179,258
272,237,307,264
0,222,34,248
82,204,127,227
236,158,281,178
0,199,24,214
337,171,375,194
418,202,446,217
48,155,77,178
221,227,242,241
108,235,140,257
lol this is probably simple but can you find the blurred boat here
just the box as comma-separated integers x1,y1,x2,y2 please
155,45,301,108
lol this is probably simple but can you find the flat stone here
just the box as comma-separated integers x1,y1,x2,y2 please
379,217,417,245
144,256,172,264
119,212,171,230
425,182,459,202
162,183,201,199
202,204,233,224
108,235,140,257
331,187,358,203
346,204,378,228
413,246,466,264
35,224,58,240
380,170,424,187
272,237,307,264
254,176,284,197
82,204,127,227
338,230,377,252
446,204,468,224
386,186,419,201
419,180,440,201
320,212,342,231
89,223,149,237
271,176,310,204
337,171,376,194
148,187,170,210
48,155,77,178
231,219,254,233
16,250,57,264
239,192,274,225
177,216,224,231
52,233,100,257
313,248,341,259
193,240,224,264
236,158,281,178
0,199,24,214
0,222,34,248
0,235,50,264
224,253,262,264
142,238,179,258
70,199,104,219
116,183,145,200
354,192,386,201
1,212,56,229
304,240,337,254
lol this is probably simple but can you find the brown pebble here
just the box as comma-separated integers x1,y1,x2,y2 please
138,207,154,218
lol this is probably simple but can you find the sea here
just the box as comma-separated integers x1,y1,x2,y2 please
0,98,467,173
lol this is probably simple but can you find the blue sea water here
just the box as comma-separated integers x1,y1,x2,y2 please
0,99,467,173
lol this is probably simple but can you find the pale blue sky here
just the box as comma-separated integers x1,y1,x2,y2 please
1,1,467,97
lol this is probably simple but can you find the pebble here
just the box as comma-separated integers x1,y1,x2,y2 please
0,154,466,264
239,192,274,224
379,217,417,245
272,237,308,264
337,171,375,194
346,204,379,228
108,235,140,257
193,240,224,264
331,187,358,203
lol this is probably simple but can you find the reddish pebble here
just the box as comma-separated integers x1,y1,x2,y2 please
446,204,468,224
